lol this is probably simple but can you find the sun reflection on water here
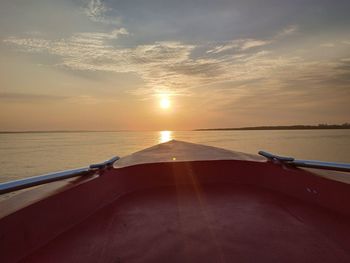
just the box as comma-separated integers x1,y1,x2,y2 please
159,130,172,143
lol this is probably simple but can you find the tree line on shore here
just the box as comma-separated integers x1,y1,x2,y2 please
195,123,350,131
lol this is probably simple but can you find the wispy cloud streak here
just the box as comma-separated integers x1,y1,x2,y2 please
207,39,270,54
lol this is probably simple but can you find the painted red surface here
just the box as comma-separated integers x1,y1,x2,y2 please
1,160,350,262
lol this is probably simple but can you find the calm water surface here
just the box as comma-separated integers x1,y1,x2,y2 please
0,130,349,183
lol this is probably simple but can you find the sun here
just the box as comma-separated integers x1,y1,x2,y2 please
160,97,170,109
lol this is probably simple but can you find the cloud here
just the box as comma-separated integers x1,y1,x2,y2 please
278,25,298,37
71,28,128,42
0,92,68,102
83,0,120,25
240,39,270,50
207,39,270,54
4,26,350,106
320,43,335,48
205,24,297,55
85,0,107,20
0,92,119,105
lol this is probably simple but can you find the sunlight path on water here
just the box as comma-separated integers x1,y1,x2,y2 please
159,130,172,143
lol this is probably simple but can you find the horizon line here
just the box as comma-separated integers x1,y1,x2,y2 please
1,123,349,133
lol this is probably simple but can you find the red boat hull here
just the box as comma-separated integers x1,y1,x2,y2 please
1,160,350,262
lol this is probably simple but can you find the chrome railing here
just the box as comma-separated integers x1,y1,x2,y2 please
259,151,350,172
0,156,119,195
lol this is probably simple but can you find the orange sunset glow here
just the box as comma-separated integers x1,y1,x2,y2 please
0,0,349,131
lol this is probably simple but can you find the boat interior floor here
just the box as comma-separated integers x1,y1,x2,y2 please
21,184,350,263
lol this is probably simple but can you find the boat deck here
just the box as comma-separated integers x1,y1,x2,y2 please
21,185,350,263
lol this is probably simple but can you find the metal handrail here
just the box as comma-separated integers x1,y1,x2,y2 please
259,151,350,172
0,156,119,195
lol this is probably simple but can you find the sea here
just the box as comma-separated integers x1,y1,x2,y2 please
0,130,349,183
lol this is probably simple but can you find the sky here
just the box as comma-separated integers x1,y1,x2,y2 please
0,0,349,131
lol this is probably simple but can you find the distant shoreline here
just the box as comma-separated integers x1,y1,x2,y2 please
195,124,350,131
0,124,349,133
